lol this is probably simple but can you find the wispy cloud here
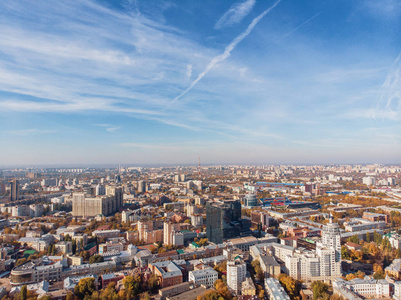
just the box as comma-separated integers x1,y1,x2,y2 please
186,64,192,79
171,0,281,104
5,129,57,136
215,0,256,29
95,124,121,133
370,50,401,120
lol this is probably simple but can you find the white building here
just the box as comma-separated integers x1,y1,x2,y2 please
362,177,376,186
171,232,184,247
333,277,390,299
191,215,203,227
394,281,401,299
280,219,342,282
227,259,247,295
265,277,290,300
188,268,217,288
41,178,58,187
12,205,30,217
29,204,44,218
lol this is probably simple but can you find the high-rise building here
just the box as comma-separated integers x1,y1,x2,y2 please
138,180,146,193
251,211,270,228
282,218,342,281
138,219,153,242
227,259,247,294
163,221,180,245
321,218,341,258
10,179,19,201
95,184,105,196
138,219,163,244
206,199,244,244
72,186,123,217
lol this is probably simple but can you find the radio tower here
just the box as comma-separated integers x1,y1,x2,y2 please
198,157,201,179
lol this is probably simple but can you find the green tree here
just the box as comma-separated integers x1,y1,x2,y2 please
148,273,159,293
123,275,142,298
88,254,104,264
21,285,27,300
311,281,329,300
347,234,360,244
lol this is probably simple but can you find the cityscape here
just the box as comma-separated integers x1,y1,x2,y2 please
0,165,400,299
0,0,401,300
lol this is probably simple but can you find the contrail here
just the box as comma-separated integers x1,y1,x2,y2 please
276,11,321,43
171,0,281,104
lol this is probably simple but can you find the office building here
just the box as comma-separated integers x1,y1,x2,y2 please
10,180,19,201
244,193,258,207
206,199,245,244
138,180,146,193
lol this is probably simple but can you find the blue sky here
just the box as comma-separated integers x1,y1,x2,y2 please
0,0,400,166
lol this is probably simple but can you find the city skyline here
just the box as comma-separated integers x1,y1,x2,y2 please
0,0,400,165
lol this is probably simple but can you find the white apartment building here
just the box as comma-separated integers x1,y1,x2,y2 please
283,219,342,282
163,222,181,245
362,177,376,186
227,259,247,295
188,268,218,288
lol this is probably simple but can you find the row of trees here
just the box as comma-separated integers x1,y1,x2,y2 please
72,274,159,300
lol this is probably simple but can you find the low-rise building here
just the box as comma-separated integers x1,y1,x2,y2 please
386,259,401,279
333,277,390,299
188,268,218,288
149,261,183,288
264,277,290,300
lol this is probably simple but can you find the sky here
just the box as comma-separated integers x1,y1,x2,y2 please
0,0,400,166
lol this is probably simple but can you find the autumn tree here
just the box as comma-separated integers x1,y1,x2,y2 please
373,264,385,279
74,277,96,299
148,273,160,293
311,281,329,300
278,273,301,300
